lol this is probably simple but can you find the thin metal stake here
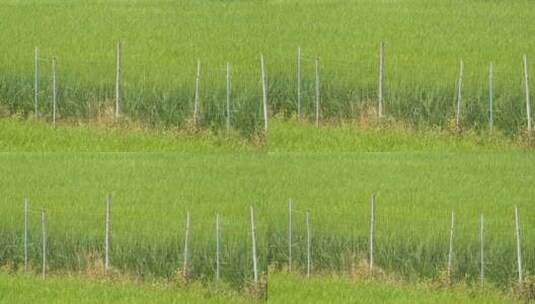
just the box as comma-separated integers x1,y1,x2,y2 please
524,55,532,133
24,199,29,272
226,63,231,132
215,213,221,281
34,48,40,117
447,210,455,281
480,214,484,284
261,55,268,132
369,193,376,272
378,42,385,118
515,206,523,283
315,57,320,128
105,194,112,272
288,198,293,272
306,210,311,278
183,211,191,279
41,209,47,279
250,206,258,283
489,63,494,131
194,60,201,126
297,47,302,119
456,60,464,130
52,57,57,127
115,41,122,121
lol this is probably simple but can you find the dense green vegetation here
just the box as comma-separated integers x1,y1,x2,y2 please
1,0,534,299
0,119,533,289
1,0,534,135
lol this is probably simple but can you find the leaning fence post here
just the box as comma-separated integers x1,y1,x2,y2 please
288,198,293,272
523,55,532,133
515,206,523,283
193,59,201,126
297,47,302,120
183,211,191,280
261,55,268,133
378,42,385,118
24,198,29,272
369,193,376,273
306,210,311,278
315,57,320,128
489,63,494,132
52,57,57,128
456,60,464,130
250,206,258,283
215,213,221,282
34,48,40,117
447,210,455,282
105,194,112,273
41,209,47,279
226,62,231,132
480,214,484,285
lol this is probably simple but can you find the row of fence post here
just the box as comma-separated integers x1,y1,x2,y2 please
20,194,528,286
287,195,526,285
31,43,534,134
22,195,260,285
34,42,123,125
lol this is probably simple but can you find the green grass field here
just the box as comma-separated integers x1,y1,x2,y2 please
269,273,518,304
0,272,250,304
1,0,534,134
0,118,534,290
1,0,534,301
0,272,519,303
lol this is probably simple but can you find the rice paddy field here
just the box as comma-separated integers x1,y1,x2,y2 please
1,0,535,135
1,0,535,302
0,118,534,295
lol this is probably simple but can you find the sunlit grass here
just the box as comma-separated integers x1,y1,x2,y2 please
0,272,250,304
0,0,534,134
269,272,518,304
0,119,533,288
